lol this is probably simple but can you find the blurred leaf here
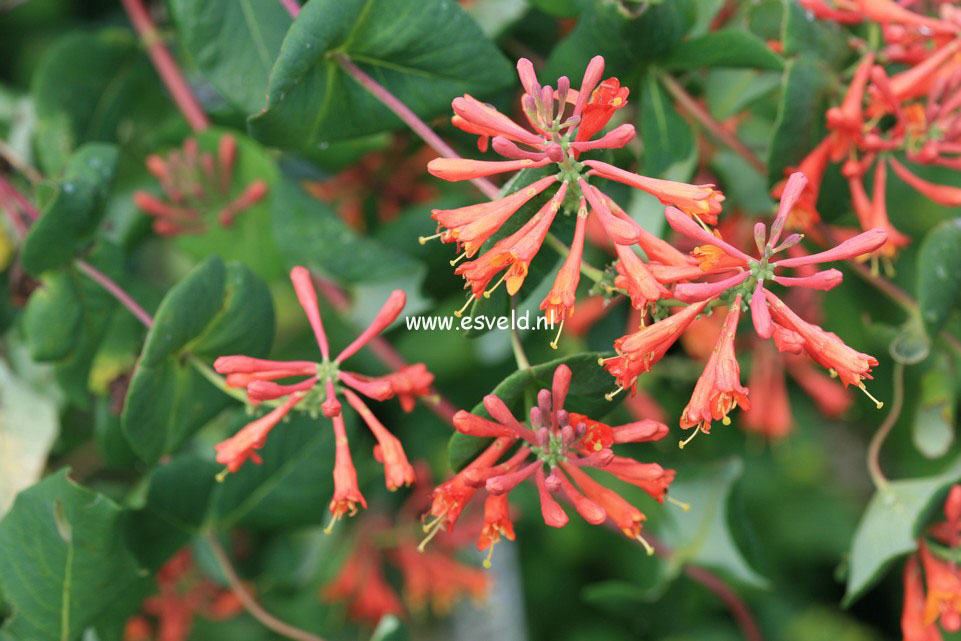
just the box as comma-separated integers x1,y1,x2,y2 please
917,218,961,338
784,605,881,641
780,0,847,64
705,69,781,121
662,458,767,588
660,29,784,71
20,143,118,276
640,73,694,176
22,244,124,407
449,351,616,471
0,361,59,517
766,57,829,184
248,0,513,149
0,470,149,641
122,257,274,462
30,30,172,173
272,176,425,286
913,362,956,459
166,0,292,114
843,457,961,606
544,0,694,80
173,129,282,278
464,0,528,37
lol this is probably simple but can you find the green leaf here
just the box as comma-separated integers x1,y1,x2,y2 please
640,73,695,176
766,57,829,184
917,218,961,338
0,470,149,641
167,0,292,114
0,361,59,517
20,143,118,276
912,361,956,459
780,0,847,65
843,458,961,606
248,0,513,149
172,129,282,278
30,30,174,173
661,458,767,588
122,257,274,462
448,351,617,471
272,175,424,284
660,29,784,71
543,0,694,80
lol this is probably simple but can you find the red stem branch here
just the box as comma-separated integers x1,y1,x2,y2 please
335,53,501,200
658,70,767,175
75,260,154,328
277,0,301,18
121,0,210,132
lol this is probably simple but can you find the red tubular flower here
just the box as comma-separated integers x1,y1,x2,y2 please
214,393,303,475
455,182,568,301
477,493,516,568
678,297,750,442
800,0,863,23
889,156,961,206
323,544,404,626
614,243,671,311
212,267,432,528
903,556,945,641
585,160,724,222
604,299,712,395
785,354,852,418
575,77,630,143
540,208,587,341
342,388,415,491
921,540,961,631
327,413,367,532
742,342,792,439
932,485,961,547
856,0,960,34
826,53,875,160
765,290,880,397
428,175,557,257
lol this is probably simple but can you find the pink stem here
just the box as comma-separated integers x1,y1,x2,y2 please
121,0,210,132
311,273,458,425
278,0,301,17
75,260,155,328
335,53,500,200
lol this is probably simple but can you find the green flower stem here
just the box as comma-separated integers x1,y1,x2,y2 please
867,361,906,491
188,355,249,404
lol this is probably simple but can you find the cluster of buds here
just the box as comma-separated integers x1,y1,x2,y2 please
322,469,489,625
421,364,679,563
211,267,434,531
423,55,723,346
775,0,961,272
133,134,268,235
306,137,437,230
601,173,886,446
902,485,961,640
124,548,242,641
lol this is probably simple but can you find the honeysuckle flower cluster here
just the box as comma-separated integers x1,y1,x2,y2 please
423,55,723,343
322,468,489,625
133,134,268,235
211,266,434,531
901,485,961,640
123,548,242,641
773,2,961,270
421,364,676,562
602,172,887,445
